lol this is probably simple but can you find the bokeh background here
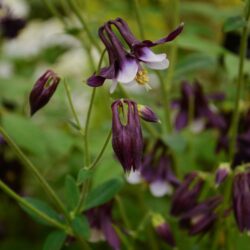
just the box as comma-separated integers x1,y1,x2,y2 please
1,0,250,249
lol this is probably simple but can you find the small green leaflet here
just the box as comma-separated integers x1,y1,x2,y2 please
43,231,67,250
65,175,80,210
72,216,90,239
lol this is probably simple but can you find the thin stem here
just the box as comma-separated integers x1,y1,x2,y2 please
156,71,172,133
115,195,132,230
0,180,69,233
87,129,112,170
67,0,101,53
43,0,67,25
64,80,82,133
229,1,250,163
0,127,71,225
133,0,145,40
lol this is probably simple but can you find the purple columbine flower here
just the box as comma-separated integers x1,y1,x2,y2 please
111,99,143,172
137,140,179,197
171,172,204,216
233,170,250,232
215,163,230,187
87,18,183,92
179,196,223,235
152,214,175,247
29,70,60,116
85,202,120,250
173,81,226,132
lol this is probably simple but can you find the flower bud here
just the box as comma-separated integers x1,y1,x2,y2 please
233,170,250,232
111,99,143,172
152,214,175,247
137,104,160,123
215,163,230,187
29,70,60,116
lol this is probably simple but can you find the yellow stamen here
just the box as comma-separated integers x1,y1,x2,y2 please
135,69,149,86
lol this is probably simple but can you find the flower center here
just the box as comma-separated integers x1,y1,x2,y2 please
135,69,149,86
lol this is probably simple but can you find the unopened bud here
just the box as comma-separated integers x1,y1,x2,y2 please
137,104,160,123
215,163,230,187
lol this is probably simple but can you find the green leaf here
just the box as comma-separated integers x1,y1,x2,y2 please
21,197,61,226
223,16,246,32
77,169,93,185
84,178,124,210
163,133,187,153
65,175,80,210
43,231,66,250
72,216,90,239
2,113,48,156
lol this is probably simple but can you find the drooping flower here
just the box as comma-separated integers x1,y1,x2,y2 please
179,196,223,235
111,99,159,172
87,18,183,92
173,81,226,132
171,172,204,216
85,202,120,250
139,140,179,197
152,214,175,247
233,169,250,232
29,70,60,116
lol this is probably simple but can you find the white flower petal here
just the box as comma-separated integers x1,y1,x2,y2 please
139,47,166,62
117,59,138,83
109,79,118,93
126,170,142,184
190,119,205,133
149,181,173,197
89,229,105,243
145,58,169,70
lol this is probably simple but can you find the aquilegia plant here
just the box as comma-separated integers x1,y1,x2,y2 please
1,0,250,249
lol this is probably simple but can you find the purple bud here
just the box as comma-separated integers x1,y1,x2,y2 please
152,214,175,247
111,99,143,172
233,170,250,232
215,163,230,186
137,104,160,123
29,70,60,116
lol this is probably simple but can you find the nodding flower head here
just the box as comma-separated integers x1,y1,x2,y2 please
233,169,250,232
29,70,60,116
173,81,226,132
87,18,183,93
111,99,143,172
171,172,204,216
179,196,223,235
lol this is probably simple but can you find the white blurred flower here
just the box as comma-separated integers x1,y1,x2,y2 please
0,61,13,78
4,0,29,17
149,181,173,197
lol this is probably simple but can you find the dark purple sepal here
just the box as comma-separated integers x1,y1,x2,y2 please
155,223,175,247
233,171,250,232
137,104,159,123
29,70,60,116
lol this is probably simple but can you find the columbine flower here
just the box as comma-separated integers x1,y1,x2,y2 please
152,214,175,247
215,163,230,187
85,202,120,250
179,196,223,235
29,70,60,116
87,18,183,92
171,172,204,216
233,170,250,232
111,99,158,172
140,140,179,197
173,81,226,132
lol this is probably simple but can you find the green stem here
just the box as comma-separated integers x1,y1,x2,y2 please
64,80,83,133
133,0,145,40
67,0,101,53
115,195,132,230
0,127,71,225
229,1,250,163
43,0,67,25
156,71,172,133
87,129,112,170
0,180,69,232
